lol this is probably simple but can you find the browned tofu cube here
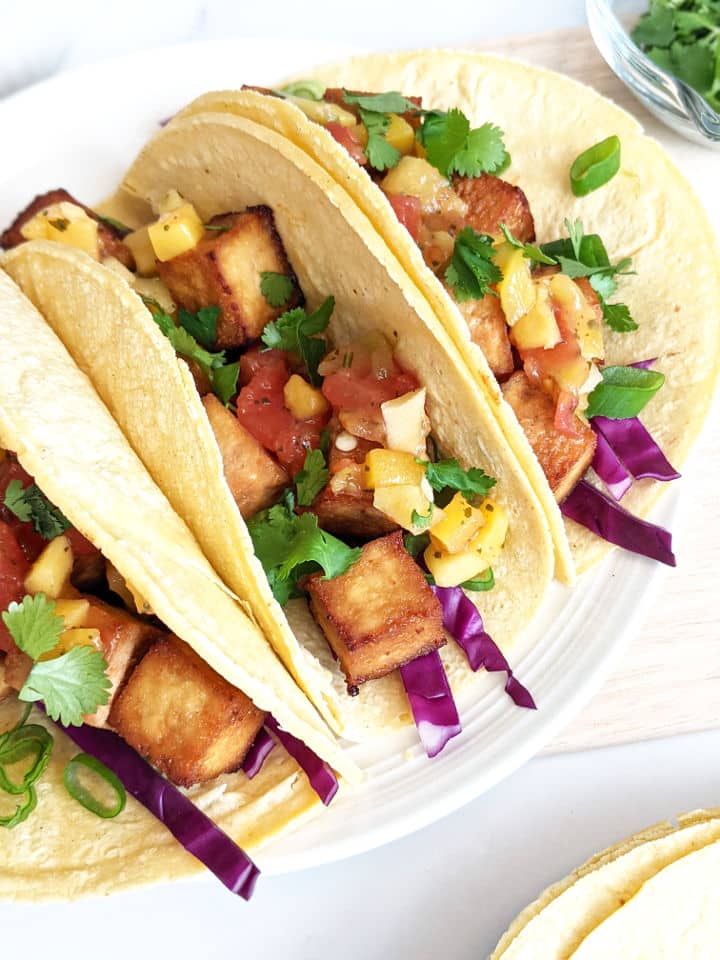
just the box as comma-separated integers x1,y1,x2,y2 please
203,394,288,518
2,646,31,694
110,635,266,786
450,286,515,379
453,174,535,242
83,596,162,727
305,531,445,689
0,656,12,703
501,372,596,502
156,206,302,350
310,485,399,541
0,188,134,268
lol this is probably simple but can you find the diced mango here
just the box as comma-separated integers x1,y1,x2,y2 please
381,157,450,211
429,492,486,554
20,202,99,259
54,598,91,629
289,97,356,126
125,226,158,276
424,540,488,588
24,535,74,599
373,484,442,535
148,203,205,262
495,245,536,327
470,499,508,565
38,627,102,662
550,274,604,361
283,375,329,419
362,449,427,490
381,388,430,458
351,123,369,147
385,114,415,155
510,280,561,350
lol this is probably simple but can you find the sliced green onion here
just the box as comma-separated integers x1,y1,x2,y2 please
0,784,37,828
63,752,127,819
570,136,621,197
274,80,326,101
0,723,54,794
460,568,495,592
98,215,131,235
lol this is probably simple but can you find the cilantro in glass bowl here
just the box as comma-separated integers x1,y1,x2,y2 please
587,0,720,147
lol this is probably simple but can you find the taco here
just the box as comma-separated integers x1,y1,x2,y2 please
1,106,554,752
165,51,720,574
0,269,359,901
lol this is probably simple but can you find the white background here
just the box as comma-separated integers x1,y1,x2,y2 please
2,2,720,957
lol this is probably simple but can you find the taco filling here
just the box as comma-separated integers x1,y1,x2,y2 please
223,83,680,565
1,187,534,756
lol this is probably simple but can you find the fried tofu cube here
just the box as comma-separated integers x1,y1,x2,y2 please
305,531,445,689
83,596,161,727
309,484,400,541
202,393,288,518
501,372,596,502
156,206,302,349
0,188,134,268
0,656,12,703
110,635,266,786
3,646,32,692
453,174,535,242
452,287,515,379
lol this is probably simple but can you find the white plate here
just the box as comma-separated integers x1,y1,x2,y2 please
0,39,675,878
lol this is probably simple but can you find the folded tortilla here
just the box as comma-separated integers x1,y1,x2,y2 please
2,108,554,740
0,269,359,900
169,51,720,575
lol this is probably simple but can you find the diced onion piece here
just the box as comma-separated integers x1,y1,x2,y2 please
381,388,429,458
105,561,154,616
495,246,536,327
362,449,426,490
429,492,486,554
148,203,205,261
510,280,560,350
125,226,158,276
381,157,451,213
24,535,73,599
289,96,356,126
373,484,441,534
329,463,364,496
550,273,604,361
157,189,186,215
384,114,415,154
133,276,175,314
283,375,329,419
21,202,99,259
53,599,91,629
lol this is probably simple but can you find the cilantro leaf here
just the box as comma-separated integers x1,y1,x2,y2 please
411,505,435,529
403,532,431,558
2,594,64,661
19,646,111,727
3,481,71,540
499,223,556,265
423,458,497,502
585,365,665,420
295,449,329,507
211,361,240,406
277,512,361,582
177,305,220,349
671,39,715,90
598,299,638,333
418,109,509,177
358,108,402,171
261,296,334,386
342,91,419,113
632,4,675,47
445,227,503,302
260,272,295,308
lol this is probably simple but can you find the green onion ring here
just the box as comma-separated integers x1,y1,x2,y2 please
0,785,37,829
570,136,621,197
63,752,127,819
0,726,53,794
460,568,496,592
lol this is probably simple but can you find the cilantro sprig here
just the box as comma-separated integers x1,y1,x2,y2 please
260,272,295,308
247,492,361,605
3,480,71,540
632,0,720,112
341,91,421,172
144,299,240,406
295,449,329,507
2,594,111,727
422,458,497,503
418,109,510,178
342,91,419,113
261,296,334,386
445,228,503,302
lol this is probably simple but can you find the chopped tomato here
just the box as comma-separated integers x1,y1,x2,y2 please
325,122,367,166
0,522,30,653
237,361,328,475
554,390,584,439
66,527,100,559
520,310,589,395
239,347,288,386
387,194,421,242
322,356,419,442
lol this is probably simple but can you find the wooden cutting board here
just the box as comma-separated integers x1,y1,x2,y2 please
472,28,720,753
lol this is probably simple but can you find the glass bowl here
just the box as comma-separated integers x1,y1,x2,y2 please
586,0,720,147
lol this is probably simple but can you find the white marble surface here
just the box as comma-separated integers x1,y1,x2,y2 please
3,3,720,958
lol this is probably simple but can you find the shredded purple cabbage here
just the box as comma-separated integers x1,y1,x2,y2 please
53,719,259,899
264,716,338,805
561,479,676,566
241,727,276,780
630,358,658,370
399,650,462,758
592,416,680,484
591,428,634,500
432,586,536,709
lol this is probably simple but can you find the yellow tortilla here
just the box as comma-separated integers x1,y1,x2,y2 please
174,51,720,574
0,269,359,899
3,108,555,741
491,809,720,958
